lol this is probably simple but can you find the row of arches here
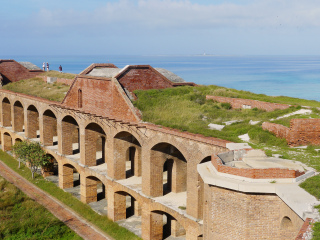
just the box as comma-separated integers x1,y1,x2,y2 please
0,96,211,222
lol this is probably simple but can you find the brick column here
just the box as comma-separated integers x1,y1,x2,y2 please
2,101,11,127
113,138,127,180
84,128,98,166
61,120,75,155
187,162,201,219
59,164,74,189
81,176,97,203
42,113,56,146
149,150,165,197
141,210,163,240
13,104,24,132
133,198,141,216
107,187,126,221
171,217,186,237
26,109,39,138
172,158,187,193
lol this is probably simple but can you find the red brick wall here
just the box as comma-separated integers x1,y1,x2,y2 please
211,154,304,179
0,60,43,84
206,95,290,112
295,218,314,240
62,76,139,122
262,122,290,139
263,119,320,146
116,65,174,93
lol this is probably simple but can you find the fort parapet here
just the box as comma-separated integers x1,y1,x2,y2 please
0,61,318,240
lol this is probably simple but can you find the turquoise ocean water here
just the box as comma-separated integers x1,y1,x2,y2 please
3,55,320,101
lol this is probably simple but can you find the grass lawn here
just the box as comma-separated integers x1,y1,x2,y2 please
0,151,141,240
0,175,82,240
2,78,70,102
41,70,76,79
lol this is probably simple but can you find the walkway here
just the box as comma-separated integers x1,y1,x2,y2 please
0,160,113,240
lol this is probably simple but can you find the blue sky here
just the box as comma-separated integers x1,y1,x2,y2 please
1,0,320,56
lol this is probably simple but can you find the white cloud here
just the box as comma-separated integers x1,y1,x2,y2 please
26,0,320,30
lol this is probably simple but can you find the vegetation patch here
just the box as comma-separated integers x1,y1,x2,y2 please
41,70,76,79
0,151,141,240
3,78,69,102
0,176,82,240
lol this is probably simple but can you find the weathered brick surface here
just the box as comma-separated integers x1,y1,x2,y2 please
263,119,320,146
0,81,310,240
0,60,43,84
62,76,140,122
206,95,290,111
204,186,303,240
13,101,24,132
115,65,174,94
295,218,314,240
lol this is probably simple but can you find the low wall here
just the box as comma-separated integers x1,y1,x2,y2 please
38,75,73,85
263,119,320,146
211,154,304,179
206,95,290,112
295,218,314,240
262,122,290,139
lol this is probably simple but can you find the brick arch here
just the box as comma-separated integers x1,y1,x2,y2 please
42,109,58,146
26,104,40,139
81,174,106,204
113,131,142,179
146,137,190,161
112,129,144,146
109,189,143,221
59,163,81,189
13,100,24,132
2,97,12,127
3,131,13,151
149,142,187,197
148,209,187,239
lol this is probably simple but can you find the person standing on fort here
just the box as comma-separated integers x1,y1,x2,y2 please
46,62,49,72
59,65,62,73
42,62,45,71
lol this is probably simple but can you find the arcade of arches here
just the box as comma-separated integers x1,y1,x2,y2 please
0,91,228,240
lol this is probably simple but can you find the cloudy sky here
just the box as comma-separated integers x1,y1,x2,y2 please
1,0,320,56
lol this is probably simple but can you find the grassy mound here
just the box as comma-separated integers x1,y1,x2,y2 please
3,78,70,102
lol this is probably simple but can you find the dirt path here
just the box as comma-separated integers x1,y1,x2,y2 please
0,160,113,240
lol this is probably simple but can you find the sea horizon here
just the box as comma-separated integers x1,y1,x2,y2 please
2,54,320,101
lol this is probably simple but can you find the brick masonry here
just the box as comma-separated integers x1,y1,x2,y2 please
211,153,305,179
206,95,291,112
0,60,43,84
0,69,310,239
263,119,320,146
203,185,303,240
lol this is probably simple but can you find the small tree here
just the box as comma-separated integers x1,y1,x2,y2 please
12,140,28,168
12,141,50,178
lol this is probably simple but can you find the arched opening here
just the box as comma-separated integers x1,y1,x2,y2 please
13,101,24,132
114,131,142,180
85,123,106,166
150,143,187,197
111,191,141,221
42,154,59,179
2,98,11,127
3,132,12,151
280,216,294,239
61,116,80,156
82,176,106,205
43,110,57,146
26,105,40,139
59,164,80,199
78,89,82,108
150,211,186,239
